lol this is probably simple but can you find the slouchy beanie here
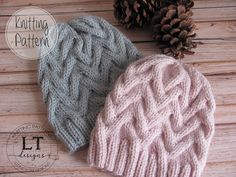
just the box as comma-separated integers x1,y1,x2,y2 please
88,55,216,177
38,16,141,152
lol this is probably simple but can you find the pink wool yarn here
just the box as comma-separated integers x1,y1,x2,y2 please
87,55,216,177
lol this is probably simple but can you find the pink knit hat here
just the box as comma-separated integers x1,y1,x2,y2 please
87,55,216,177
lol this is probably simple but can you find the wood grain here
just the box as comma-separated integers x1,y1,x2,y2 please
0,0,236,16
0,0,236,176
0,103,236,133
1,74,236,106
1,40,236,73
0,124,236,176
1,12,236,40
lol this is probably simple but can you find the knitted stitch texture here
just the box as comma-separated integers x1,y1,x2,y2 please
38,16,141,152
88,55,216,177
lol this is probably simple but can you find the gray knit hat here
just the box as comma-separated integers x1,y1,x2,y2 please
38,16,141,152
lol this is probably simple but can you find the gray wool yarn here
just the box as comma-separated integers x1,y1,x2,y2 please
38,16,142,152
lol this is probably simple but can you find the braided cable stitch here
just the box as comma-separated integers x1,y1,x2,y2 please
38,16,141,152
88,54,216,177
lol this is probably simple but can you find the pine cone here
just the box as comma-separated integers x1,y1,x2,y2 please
114,0,161,29
152,4,197,58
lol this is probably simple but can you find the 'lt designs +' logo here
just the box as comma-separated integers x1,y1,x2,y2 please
7,123,58,173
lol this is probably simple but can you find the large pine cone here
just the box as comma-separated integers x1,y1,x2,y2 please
152,4,197,58
114,0,161,29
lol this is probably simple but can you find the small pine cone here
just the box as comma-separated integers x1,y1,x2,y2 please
114,0,161,29
152,4,197,58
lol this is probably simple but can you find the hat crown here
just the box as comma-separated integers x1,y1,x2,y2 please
38,16,141,152
89,55,216,177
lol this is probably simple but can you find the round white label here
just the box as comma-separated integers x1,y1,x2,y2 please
5,6,58,60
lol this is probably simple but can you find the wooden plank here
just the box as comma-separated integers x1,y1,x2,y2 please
0,71,38,85
0,8,232,24
0,0,235,176
1,61,236,86
136,40,236,63
137,40,236,63
1,19,236,49
214,104,236,124
0,85,46,115
0,124,235,175
1,0,236,8
0,0,112,7
0,0,236,15
0,1,112,15
0,5,236,33
0,74,236,116
194,0,236,8
179,40,236,63
0,39,236,73
1,162,236,177
0,114,51,132
208,75,236,104
0,50,37,72
0,168,111,177
192,7,236,22
0,11,118,34
207,124,236,163
193,62,236,75
0,103,236,133
202,161,236,177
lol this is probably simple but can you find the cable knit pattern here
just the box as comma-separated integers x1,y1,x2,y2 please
38,16,141,152
88,55,216,177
